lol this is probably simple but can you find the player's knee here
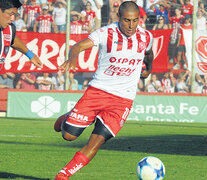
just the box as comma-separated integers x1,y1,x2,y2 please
61,121,85,139
62,131,77,141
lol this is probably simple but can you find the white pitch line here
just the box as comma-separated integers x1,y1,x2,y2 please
0,134,42,138
0,134,59,138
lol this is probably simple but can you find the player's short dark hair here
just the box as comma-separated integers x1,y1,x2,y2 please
118,1,140,18
0,0,22,12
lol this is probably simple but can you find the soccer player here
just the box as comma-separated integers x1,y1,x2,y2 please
0,0,42,71
54,1,154,180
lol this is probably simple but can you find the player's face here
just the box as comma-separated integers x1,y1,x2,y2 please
119,10,139,37
0,8,17,29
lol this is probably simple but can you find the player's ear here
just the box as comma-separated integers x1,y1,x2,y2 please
117,12,122,22
117,12,120,19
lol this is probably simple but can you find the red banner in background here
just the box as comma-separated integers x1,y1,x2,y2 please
0,29,172,74
150,29,172,73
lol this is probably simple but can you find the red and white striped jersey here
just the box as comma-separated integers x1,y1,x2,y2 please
81,10,96,29
88,22,153,100
169,15,184,40
161,78,175,93
36,14,54,33
0,24,15,69
81,20,90,34
70,20,83,34
25,5,41,28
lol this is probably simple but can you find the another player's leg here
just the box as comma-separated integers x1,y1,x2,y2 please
54,119,113,180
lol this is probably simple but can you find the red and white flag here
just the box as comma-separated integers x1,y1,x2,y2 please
195,30,207,74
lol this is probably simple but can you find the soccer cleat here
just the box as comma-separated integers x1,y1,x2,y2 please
54,173,69,180
54,114,66,132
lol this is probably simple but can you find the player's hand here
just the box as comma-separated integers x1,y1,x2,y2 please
59,60,77,72
30,54,43,68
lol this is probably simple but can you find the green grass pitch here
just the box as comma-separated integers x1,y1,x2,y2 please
0,117,207,180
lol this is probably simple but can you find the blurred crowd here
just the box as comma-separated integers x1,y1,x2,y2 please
13,0,207,33
1,71,207,94
1,0,207,93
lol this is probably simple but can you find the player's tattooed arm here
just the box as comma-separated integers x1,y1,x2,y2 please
141,48,154,79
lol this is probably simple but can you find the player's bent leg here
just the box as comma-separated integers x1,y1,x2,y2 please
92,118,113,141
54,119,113,179
61,119,86,141
80,118,114,160
80,134,106,161
61,131,78,141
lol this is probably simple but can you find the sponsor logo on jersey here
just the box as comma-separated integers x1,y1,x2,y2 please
69,111,89,122
104,65,135,76
109,57,142,66
3,34,11,41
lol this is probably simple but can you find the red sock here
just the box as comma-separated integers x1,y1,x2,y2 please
60,151,89,177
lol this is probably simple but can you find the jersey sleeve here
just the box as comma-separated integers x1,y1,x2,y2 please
145,30,153,51
10,23,16,46
88,26,106,46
